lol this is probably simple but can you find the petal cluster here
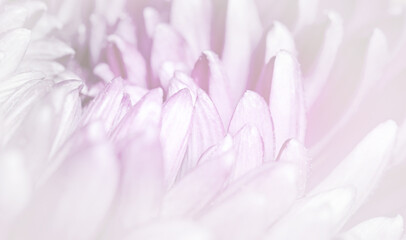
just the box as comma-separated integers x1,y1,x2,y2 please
0,0,406,239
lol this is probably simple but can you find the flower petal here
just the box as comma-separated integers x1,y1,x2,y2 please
301,12,343,108
230,124,263,180
161,135,234,217
151,24,193,89
170,0,211,60
228,90,275,161
200,162,301,240
338,215,404,240
311,121,398,213
222,0,262,103
263,188,355,240
265,21,296,63
180,88,225,175
102,131,164,238
268,51,306,152
111,88,162,142
192,51,233,126
0,28,30,80
82,78,128,134
161,88,194,187
122,220,213,240
10,123,119,240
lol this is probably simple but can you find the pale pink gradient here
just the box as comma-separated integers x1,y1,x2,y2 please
0,0,406,239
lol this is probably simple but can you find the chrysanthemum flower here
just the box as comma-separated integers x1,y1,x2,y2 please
1,0,406,239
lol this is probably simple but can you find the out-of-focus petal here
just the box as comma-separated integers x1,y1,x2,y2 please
161,88,194,187
0,150,31,227
103,131,164,238
25,38,74,60
122,220,213,240
0,28,30,80
337,215,404,240
311,121,398,213
301,12,343,108
151,23,193,89
170,0,211,60
200,162,301,240
222,0,262,103
265,21,296,63
10,123,119,240
106,35,147,87
0,5,27,33
229,90,275,161
264,188,355,240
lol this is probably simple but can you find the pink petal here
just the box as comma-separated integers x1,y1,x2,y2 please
106,35,147,87
264,188,355,240
228,90,275,161
180,88,225,175
111,88,162,142
170,0,211,60
277,139,310,195
265,21,296,63
192,51,233,126
161,135,234,217
167,71,198,102
268,51,306,152
199,162,301,240
10,123,119,240
102,131,164,238
82,79,128,134
222,0,262,103
151,24,193,89
301,12,343,108
310,121,398,213
230,124,264,181
161,88,194,187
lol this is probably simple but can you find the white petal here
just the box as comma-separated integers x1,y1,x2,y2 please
0,28,30,80
0,150,31,226
338,215,404,240
122,220,213,240
264,188,355,240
